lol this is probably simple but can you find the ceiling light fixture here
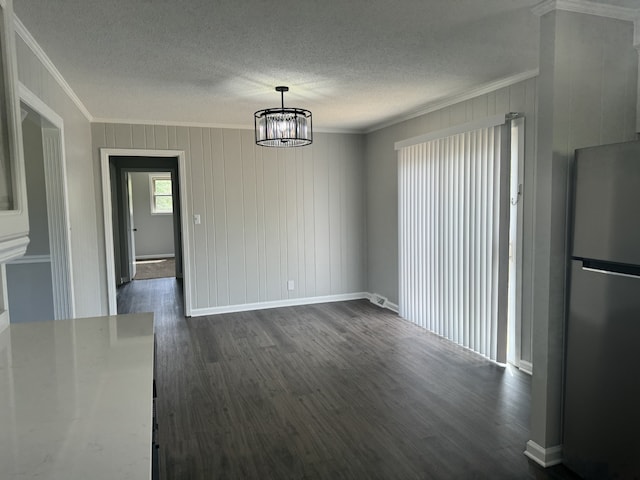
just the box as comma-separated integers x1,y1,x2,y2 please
254,86,312,147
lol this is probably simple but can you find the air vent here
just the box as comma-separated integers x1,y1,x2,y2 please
370,294,387,308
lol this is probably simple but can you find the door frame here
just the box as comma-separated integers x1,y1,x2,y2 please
506,116,525,370
18,83,76,319
100,148,192,316
122,170,137,283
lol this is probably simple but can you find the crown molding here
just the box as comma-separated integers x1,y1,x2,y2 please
92,117,254,131
532,0,639,22
367,69,539,134
13,15,93,122
91,116,364,135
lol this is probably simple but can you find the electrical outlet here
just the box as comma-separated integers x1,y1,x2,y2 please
287,280,295,291
193,214,201,225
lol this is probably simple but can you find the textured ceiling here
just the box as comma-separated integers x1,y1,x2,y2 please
10,0,637,132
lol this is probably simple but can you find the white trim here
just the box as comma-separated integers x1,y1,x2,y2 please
637,44,640,133
395,114,508,150
19,83,63,126
190,293,370,317
524,441,563,467
149,173,173,215
41,128,75,319
0,236,29,263
0,0,29,244
101,148,192,316
0,264,8,332
384,300,399,313
13,15,93,122
91,117,362,135
135,254,175,260
368,70,538,134
519,360,533,375
19,83,76,319
7,254,50,264
93,117,254,131
532,0,639,21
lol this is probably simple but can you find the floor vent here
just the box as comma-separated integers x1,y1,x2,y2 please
370,294,388,308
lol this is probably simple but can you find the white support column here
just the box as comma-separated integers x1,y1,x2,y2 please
529,0,638,468
42,127,75,319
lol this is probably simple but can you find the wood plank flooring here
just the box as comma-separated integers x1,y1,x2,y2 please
117,278,579,480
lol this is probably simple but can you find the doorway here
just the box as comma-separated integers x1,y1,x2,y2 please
100,149,192,316
5,89,74,322
129,172,176,281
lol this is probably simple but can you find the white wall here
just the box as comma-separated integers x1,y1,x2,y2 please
92,124,367,313
15,33,98,318
130,172,174,258
366,77,538,365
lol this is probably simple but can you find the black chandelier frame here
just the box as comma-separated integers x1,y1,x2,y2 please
254,86,313,148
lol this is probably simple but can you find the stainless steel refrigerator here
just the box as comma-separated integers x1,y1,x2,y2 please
564,140,640,479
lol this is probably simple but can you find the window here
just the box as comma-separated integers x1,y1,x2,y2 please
150,174,173,214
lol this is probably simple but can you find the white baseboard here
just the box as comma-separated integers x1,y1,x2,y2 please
524,441,563,467
519,360,533,375
385,301,399,312
190,292,370,317
0,310,8,334
135,254,175,260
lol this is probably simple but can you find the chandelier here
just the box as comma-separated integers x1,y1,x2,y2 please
254,86,312,147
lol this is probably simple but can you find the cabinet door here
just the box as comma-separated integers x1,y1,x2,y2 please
0,0,29,262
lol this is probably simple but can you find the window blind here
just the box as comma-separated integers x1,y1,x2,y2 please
397,118,510,362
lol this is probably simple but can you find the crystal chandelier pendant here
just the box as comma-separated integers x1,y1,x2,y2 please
254,86,312,147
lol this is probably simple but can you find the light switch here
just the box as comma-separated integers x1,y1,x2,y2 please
193,214,201,225
287,280,295,291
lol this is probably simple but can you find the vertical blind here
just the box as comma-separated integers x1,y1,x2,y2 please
397,118,510,362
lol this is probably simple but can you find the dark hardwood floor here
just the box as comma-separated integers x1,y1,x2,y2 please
118,278,579,480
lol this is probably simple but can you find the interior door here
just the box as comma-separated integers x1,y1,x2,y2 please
126,172,137,281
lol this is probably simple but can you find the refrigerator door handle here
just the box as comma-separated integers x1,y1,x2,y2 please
583,266,640,280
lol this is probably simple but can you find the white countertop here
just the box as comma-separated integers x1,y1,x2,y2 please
0,313,155,479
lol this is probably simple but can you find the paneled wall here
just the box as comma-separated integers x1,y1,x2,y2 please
366,77,538,365
92,124,367,314
14,33,97,317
